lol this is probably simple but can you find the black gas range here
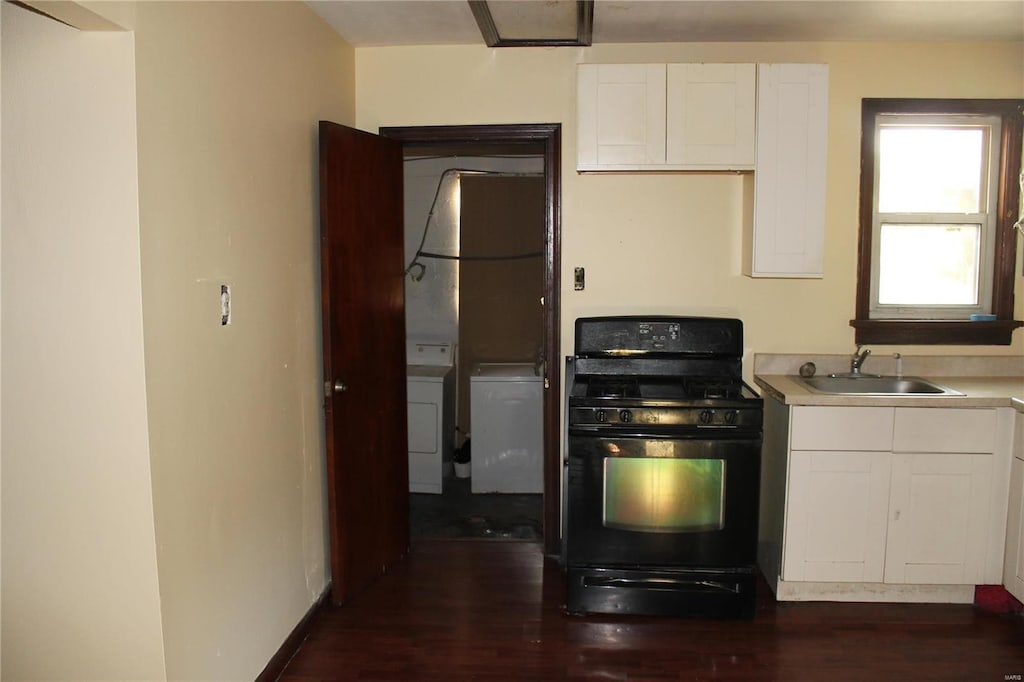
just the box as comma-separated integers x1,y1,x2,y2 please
563,316,763,618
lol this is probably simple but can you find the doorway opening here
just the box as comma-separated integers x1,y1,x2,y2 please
381,125,562,556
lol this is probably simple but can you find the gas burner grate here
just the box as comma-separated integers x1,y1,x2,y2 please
684,378,745,400
586,379,641,398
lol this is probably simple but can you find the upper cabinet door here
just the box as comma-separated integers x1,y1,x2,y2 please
666,63,756,169
747,63,830,278
577,64,666,170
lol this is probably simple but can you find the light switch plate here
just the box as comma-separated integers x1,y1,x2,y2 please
220,284,231,325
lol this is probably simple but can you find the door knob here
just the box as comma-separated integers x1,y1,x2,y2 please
324,379,348,398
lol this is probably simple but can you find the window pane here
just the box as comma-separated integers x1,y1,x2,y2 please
878,223,980,305
878,127,984,213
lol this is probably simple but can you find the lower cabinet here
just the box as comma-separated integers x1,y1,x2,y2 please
885,452,994,584
763,402,1010,600
784,449,889,582
1003,413,1024,602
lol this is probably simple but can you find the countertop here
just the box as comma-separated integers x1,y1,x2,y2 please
753,354,1024,412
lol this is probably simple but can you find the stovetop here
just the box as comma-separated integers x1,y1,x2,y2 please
573,376,758,402
568,376,762,430
568,316,762,430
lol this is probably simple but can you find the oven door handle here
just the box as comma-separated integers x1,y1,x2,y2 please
569,425,761,441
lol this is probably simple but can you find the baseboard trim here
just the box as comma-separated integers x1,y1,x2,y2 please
256,586,331,682
773,578,974,604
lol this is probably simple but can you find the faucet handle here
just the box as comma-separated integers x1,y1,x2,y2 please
851,345,871,374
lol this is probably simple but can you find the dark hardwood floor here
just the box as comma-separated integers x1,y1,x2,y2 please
280,540,1024,681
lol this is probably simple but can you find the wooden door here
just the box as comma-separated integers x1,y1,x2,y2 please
319,121,408,605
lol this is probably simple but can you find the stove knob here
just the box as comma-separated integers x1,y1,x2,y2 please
699,409,714,425
619,410,633,423
595,409,607,423
725,410,739,425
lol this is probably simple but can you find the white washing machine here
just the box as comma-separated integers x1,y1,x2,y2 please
406,342,455,494
469,363,543,494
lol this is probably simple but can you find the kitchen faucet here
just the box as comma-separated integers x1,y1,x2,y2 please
850,345,871,375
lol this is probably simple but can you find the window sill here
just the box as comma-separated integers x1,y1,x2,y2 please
850,319,1023,346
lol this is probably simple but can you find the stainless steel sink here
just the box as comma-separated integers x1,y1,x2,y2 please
799,375,964,396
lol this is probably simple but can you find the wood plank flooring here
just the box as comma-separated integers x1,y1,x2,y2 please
280,540,1024,681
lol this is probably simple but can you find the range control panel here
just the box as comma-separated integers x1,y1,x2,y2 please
637,322,680,350
575,316,743,356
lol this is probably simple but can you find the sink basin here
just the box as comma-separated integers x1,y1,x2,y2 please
799,375,964,396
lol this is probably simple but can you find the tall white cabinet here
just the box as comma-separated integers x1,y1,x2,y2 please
746,63,829,278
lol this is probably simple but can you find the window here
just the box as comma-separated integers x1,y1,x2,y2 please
873,115,998,318
853,99,1024,345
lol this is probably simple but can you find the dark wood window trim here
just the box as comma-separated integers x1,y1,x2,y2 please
853,98,1024,345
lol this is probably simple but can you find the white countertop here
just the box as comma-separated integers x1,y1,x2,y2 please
754,374,1024,410
753,353,1024,411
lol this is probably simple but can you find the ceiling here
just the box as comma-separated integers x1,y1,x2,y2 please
307,0,1024,47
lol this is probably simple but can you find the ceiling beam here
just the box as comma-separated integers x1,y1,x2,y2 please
468,0,594,47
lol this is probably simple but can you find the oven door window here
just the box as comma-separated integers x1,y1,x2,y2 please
603,457,725,533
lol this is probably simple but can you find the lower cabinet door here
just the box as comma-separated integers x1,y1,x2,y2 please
885,452,992,584
783,450,890,582
1005,455,1024,602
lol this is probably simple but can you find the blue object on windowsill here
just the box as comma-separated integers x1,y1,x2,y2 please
970,314,998,322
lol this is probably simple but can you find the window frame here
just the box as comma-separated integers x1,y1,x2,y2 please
870,113,999,320
853,99,1024,345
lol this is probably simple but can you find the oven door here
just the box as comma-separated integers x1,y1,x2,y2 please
565,428,760,569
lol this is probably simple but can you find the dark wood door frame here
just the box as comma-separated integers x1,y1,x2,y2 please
380,123,562,557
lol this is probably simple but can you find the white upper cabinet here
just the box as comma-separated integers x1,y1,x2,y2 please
577,63,755,171
746,63,830,278
577,64,667,169
665,63,756,169
577,62,830,277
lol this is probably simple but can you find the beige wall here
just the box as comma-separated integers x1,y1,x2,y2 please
3,1,354,679
355,42,1024,374
1,4,165,679
132,2,353,679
